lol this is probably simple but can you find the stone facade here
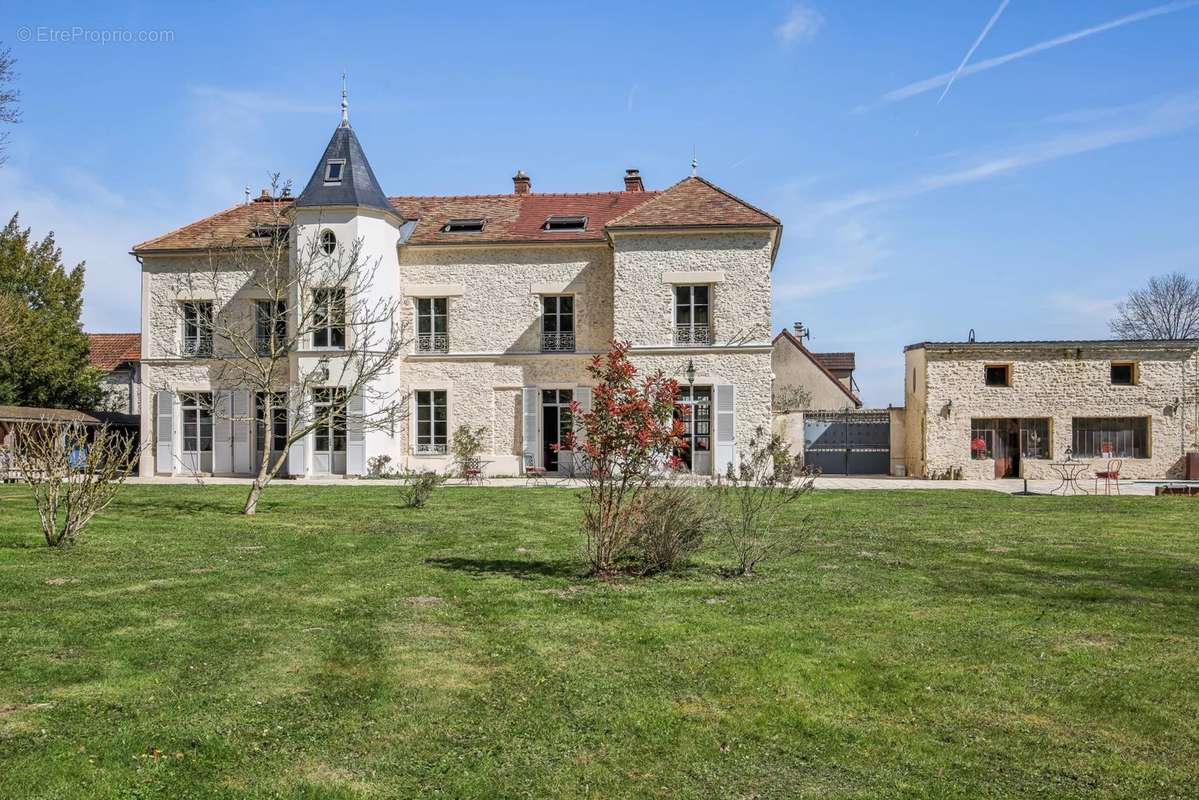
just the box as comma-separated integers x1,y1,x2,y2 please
905,342,1199,480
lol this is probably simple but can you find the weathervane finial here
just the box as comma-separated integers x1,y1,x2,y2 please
340,72,349,127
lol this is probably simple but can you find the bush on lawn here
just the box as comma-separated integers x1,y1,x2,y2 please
559,340,686,575
13,419,139,547
712,428,817,576
366,454,397,478
397,467,447,508
628,477,713,573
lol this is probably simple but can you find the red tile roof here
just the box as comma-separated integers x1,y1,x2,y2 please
87,333,140,370
812,352,855,372
132,176,780,253
606,176,780,229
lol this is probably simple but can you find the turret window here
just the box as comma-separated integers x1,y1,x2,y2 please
319,229,337,256
324,159,345,183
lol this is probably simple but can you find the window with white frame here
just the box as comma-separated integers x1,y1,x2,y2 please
673,285,711,345
180,392,213,453
255,300,287,355
181,301,214,357
312,388,347,454
324,160,345,183
541,295,575,352
416,297,448,352
255,391,288,453
415,390,448,454
312,288,346,349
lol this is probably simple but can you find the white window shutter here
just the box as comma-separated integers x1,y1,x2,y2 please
573,386,591,475
287,394,307,477
232,390,251,474
346,390,366,475
521,387,539,469
715,384,736,477
213,391,233,474
155,390,174,475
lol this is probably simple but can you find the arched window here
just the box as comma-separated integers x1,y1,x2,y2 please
319,229,337,256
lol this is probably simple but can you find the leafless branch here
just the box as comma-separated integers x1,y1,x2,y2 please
12,420,140,547
1110,272,1199,340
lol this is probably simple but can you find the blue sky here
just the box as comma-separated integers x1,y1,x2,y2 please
2,1,1198,405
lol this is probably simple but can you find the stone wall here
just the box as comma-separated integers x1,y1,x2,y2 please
908,344,1199,480
611,232,774,347
398,244,613,354
771,336,859,412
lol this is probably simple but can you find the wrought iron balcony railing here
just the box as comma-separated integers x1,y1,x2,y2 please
183,337,213,357
414,442,448,454
416,333,450,353
541,331,576,352
673,324,712,346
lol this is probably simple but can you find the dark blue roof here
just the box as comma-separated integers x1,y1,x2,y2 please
294,124,397,217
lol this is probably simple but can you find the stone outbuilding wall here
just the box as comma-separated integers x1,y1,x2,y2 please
905,341,1199,480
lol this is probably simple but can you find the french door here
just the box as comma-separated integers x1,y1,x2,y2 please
254,392,288,472
312,388,347,475
541,389,573,473
180,392,213,474
674,386,712,474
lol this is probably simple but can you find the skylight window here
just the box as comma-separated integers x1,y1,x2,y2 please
543,215,587,231
442,218,486,233
324,159,345,183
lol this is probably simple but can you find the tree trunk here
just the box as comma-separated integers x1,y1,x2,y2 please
243,479,264,515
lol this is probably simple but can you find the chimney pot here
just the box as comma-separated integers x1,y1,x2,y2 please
623,168,644,192
259,189,271,200
793,322,806,338
512,170,531,195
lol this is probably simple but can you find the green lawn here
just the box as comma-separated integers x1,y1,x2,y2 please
0,485,1196,799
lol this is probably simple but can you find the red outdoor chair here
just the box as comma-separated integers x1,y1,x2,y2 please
1094,459,1122,495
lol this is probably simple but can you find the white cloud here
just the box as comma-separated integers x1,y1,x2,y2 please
776,4,824,46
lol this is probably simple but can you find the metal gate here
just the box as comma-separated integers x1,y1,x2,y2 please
803,410,890,475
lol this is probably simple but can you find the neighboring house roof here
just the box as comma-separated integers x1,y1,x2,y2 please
605,176,781,229
294,124,395,217
906,339,1199,352
88,333,141,370
774,328,862,408
0,405,101,424
132,175,782,253
812,352,855,372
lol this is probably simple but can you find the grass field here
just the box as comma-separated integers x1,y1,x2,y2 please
0,484,1196,799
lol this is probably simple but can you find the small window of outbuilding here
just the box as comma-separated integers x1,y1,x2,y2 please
984,364,1010,387
324,159,345,183
442,218,485,233
1110,362,1137,385
543,215,587,231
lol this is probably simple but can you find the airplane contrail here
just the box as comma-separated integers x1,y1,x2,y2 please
939,0,1010,105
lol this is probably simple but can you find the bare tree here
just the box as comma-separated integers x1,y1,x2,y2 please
1110,272,1199,340
153,175,409,515
0,45,19,165
712,428,817,576
13,420,139,547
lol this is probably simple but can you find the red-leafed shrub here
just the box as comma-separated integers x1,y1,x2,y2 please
559,341,687,574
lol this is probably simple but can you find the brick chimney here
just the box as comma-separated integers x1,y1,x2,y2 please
623,168,644,192
512,170,531,195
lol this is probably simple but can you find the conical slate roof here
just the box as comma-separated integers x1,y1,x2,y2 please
294,124,397,217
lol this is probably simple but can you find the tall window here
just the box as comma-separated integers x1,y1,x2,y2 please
181,301,213,357
674,386,712,470
541,295,575,352
416,297,448,353
255,300,287,356
181,392,213,453
674,285,711,345
415,390,448,454
255,391,288,453
1018,419,1050,459
1072,417,1149,459
312,288,346,349
312,388,347,454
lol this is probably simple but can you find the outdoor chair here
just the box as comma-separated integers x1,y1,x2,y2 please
1094,459,1122,495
